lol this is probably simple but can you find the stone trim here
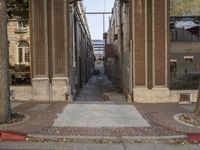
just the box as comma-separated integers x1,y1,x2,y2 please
44,0,49,77
32,77,50,101
31,0,35,77
165,0,168,87
144,0,147,87
51,0,55,78
133,87,170,103
132,0,136,88
152,0,155,87
51,77,70,101
64,1,69,76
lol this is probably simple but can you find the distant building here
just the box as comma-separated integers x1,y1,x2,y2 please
92,40,105,74
170,16,200,90
7,18,31,85
92,40,105,60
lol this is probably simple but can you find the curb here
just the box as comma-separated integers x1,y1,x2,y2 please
187,133,200,142
173,114,200,129
0,132,27,141
27,134,187,143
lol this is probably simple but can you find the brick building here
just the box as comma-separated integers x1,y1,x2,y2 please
27,0,170,103
105,0,131,95
170,16,200,90
11,0,198,103
104,0,170,103
11,0,94,101
7,18,30,84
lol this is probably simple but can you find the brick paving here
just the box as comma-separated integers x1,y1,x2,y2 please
30,126,178,137
134,103,200,134
1,101,198,139
0,101,67,134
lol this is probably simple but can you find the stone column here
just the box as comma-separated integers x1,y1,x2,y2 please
132,0,170,103
30,0,50,101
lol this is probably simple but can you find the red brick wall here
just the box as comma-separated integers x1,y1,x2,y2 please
154,0,166,85
134,0,146,86
32,0,46,75
53,0,66,75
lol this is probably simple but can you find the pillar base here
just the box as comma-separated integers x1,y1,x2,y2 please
127,93,133,103
32,78,50,101
133,87,170,103
51,77,70,101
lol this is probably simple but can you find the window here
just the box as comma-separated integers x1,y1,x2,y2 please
17,21,28,29
184,56,194,62
17,41,30,64
170,59,177,73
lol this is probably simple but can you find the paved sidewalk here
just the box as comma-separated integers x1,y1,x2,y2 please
53,104,150,128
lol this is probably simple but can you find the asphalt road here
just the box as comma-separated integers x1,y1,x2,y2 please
0,141,199,150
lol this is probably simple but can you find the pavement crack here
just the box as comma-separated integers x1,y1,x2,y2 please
118,136,127,150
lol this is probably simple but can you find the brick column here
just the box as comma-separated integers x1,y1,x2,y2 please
30,0,50,101
132,0,170,103
153,0,169,87
30,0,70,101
133,0,146,87
50,0,70,101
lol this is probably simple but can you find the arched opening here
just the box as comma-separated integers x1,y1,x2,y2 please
17,41,30,64
9,41,31,85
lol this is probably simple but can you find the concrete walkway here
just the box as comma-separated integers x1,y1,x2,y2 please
75,75,127,104
53,104,150,128
53,75,150,128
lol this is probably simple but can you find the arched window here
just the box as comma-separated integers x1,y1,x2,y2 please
17,41,29,64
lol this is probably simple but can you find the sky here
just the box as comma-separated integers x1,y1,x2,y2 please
82,0,115,40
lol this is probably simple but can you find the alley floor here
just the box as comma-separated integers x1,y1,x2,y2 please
75,75,127,104
0,75,200,143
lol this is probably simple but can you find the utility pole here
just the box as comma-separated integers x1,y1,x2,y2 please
0,0,11,123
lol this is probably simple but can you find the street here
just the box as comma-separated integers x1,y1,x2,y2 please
0,141,200,150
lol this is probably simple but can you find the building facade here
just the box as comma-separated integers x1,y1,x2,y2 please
12,0,196,103
105,0,131,94
7,18,31,85
10,0,94,101
28,0,170,103
105,0,170,103
170,16,200,90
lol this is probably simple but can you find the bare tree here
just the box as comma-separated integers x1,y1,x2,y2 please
0,0,11,123
193,81,200,116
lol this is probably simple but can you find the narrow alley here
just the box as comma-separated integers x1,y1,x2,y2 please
75,75,127,104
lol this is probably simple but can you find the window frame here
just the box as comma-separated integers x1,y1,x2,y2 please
17,21,28,29
16,41,30,65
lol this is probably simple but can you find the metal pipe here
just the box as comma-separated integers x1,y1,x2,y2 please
85,12,112,14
